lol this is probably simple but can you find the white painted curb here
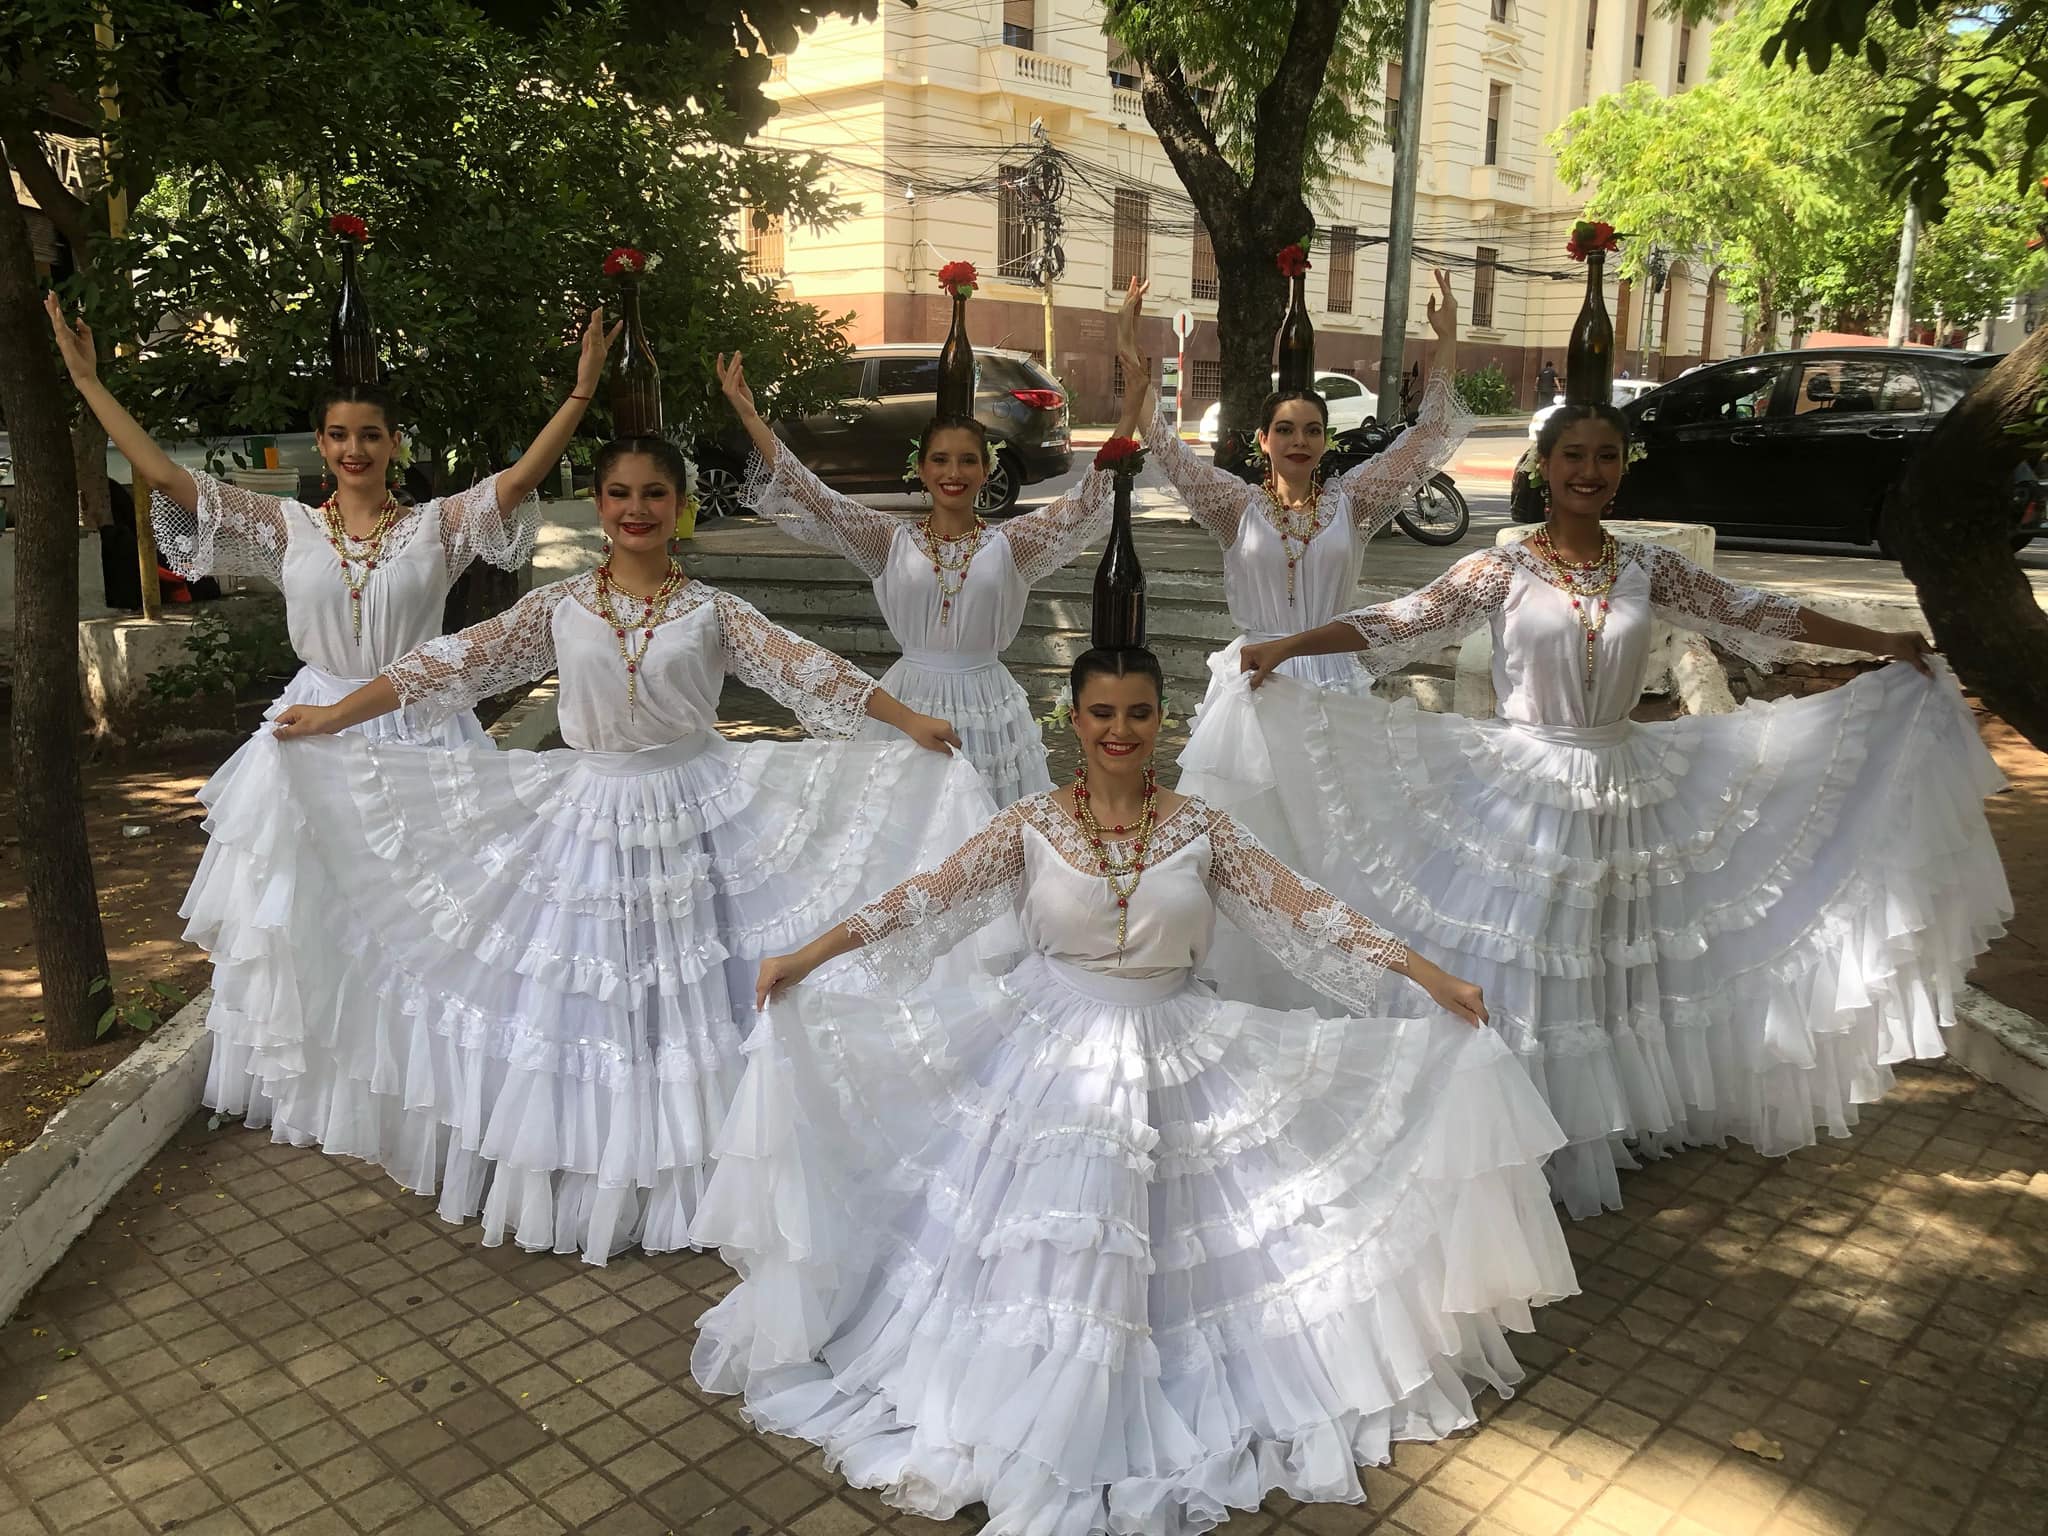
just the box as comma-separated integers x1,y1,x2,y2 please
0,995,213,1324
1952,985,2048,1117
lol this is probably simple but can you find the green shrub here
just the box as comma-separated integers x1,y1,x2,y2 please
1455,363,1516,416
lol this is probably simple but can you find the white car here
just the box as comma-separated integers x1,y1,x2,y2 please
1528,377,1658,439
1197,370,1378,444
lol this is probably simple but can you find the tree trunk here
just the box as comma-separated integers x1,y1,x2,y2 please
1886,324,2048,749
1211,234,1289,475
0,160,111,1050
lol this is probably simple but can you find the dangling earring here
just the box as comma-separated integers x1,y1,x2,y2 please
320,467,334,502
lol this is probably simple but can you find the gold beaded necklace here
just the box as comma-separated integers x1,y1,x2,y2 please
592,559,687,715
1071,763,1160,954
1261,473,1330,605
1527,528,1620,692
913,515,988,627
318,495,405,641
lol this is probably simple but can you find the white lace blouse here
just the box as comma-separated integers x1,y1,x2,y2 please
745,449,1114,660
1337,540,1807,728
383,574,881,753
843,793,1406,1010
1144,371,1474,653
151,468,538,681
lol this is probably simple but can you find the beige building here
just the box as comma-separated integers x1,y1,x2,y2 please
748,1,1746,420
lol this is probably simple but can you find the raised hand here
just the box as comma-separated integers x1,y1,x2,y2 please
1425,268,1457,341
44,292,98,385
1116,277,1150,371
717,352,760,420
574,306,621,395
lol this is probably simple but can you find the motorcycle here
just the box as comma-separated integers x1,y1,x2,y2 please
1326,419,1471,546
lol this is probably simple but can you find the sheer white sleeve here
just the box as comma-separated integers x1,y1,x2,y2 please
1205,807,1405,1015
434,471,540,580
1642,544,1806,667
842,800,1030,991
712,589,878,740
999,468,1113,583
1142,402,1252,545
149,468,289,583
1333,370,1475,537
742,444,901,578
385,580,567,726
1337,549,1512,679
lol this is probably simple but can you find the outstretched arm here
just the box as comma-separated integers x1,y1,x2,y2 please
721,351,901,575
1335,273,1470,535
1643,545,1932,674
485,306,617,513
1206,808,1487,1025
1239,548,1512,686
272,582,567,738
755,800,1031,1006
46,293,196,511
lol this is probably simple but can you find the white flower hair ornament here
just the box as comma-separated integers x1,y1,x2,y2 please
1039,683,1179,732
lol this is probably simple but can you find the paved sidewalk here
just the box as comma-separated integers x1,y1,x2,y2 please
2,1063,2042,1536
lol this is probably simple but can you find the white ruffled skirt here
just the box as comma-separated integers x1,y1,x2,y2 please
1178,649,2013,1219
691,953,1576,1536
856,652,1052,806
186,723,994,1263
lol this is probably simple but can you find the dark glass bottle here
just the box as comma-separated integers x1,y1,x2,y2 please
1091,471,1146,650
611,275,663,437
1566,251,1614,406
1275,271,1314,393
328,236,377,385
936,290,975,418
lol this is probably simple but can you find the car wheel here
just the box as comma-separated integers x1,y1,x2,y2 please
977,450,1022,516
696,457,747,520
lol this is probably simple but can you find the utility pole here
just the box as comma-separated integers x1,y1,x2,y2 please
1886,200,1921,347
1027,122,1067,381
1376,0,1431,422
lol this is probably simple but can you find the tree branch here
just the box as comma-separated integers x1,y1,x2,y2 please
1247,0,1347,222
0,122,93,256
1132,48,1246,216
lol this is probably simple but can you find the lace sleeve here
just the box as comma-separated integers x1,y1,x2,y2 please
1142,402,1251,545
999,469,1113,583
149,468,289,583
385,580,567,726
1205,807,1405,1015
435,471,540,580
842,800,1030,991
1642,544,1806,667
1333,371,1475,537
742,445,900,578
712,589,878,739
1338,548,1512,679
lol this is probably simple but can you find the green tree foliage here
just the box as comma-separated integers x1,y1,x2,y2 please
1554,1,2044,344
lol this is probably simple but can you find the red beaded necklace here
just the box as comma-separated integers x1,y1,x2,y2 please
592,559,687,715
1071,762,1160,953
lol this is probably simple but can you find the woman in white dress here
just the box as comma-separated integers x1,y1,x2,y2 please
200,436,994,1263
720,344,1153,804
46,295,602,1129
1124,272,1471,695
690,645,1578,1536
1195,403,2012,1218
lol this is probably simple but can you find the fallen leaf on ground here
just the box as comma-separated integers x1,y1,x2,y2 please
1730,1429,1784,1462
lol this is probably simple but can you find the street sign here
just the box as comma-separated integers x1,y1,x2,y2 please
1172,308,1195,340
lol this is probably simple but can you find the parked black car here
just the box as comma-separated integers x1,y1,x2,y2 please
1513,348,2044,549
693,344,1073,520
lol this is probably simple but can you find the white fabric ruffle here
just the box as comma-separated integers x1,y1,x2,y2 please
1179,645,2013,1219
184,666,489,1127
691,954,1575,1536
857,656,1053,806
192,727,995,1264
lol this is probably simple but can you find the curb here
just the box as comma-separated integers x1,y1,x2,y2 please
1952,986,2048,1117
0,996,213,1324
0,692,557,1325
